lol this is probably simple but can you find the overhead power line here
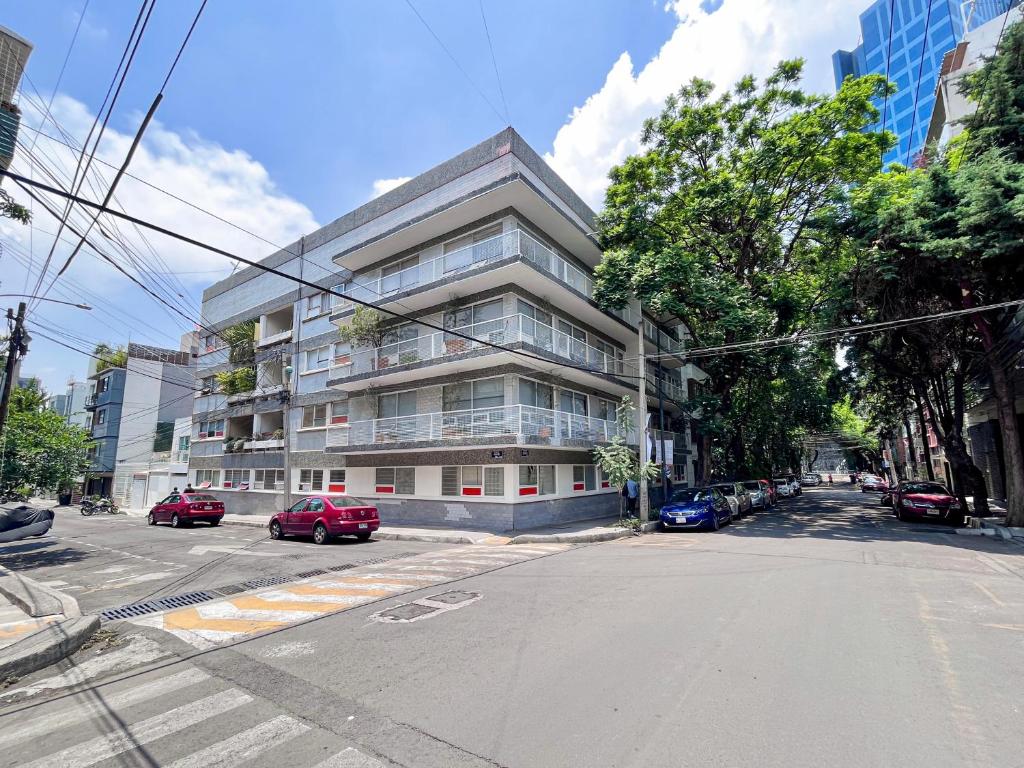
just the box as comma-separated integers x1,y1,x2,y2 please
478,0,512,125
4,171,649,382
403,0,509,127
904,0,935,166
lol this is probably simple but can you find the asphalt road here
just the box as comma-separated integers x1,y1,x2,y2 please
2,487,1023,767
0,507,444,614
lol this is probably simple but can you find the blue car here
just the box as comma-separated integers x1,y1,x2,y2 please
659,487,732,531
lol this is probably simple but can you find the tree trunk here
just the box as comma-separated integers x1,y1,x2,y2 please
987,356,1024,525
903,415,919,479
951,370,989,516
700,432,713,485
912,389,936,481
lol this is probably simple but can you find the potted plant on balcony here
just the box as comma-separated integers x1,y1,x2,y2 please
337,306,389,366
271,428,284,440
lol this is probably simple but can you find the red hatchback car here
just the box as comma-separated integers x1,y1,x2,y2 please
269,495,379,545
889,481,964,525
148,492,224,528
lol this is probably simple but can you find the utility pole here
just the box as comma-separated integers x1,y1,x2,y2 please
636,315,649,522
0,302,28,438
280,350,293,511
656,340,668,505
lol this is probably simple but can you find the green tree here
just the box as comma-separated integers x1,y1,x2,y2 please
336,307,389,349
595,61,891,481
1,386,92,493
592,396,659,520
0,189,30,224
93,342,127,370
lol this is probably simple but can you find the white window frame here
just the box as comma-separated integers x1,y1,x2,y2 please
519,465,555,496
572,465,597,492
441,465,502,497
223,469,249,489
299,468,324,492
328,469,346,491
253,469,285,491
301,404,328,429
96,408,107,425
195,469,221,488
375,467,415,494
306,292,328,319
304,346,331,373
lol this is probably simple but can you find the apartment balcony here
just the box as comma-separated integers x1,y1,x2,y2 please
174,450,191,463
84,394,98,409
256,329,293,348
242,438,285,451
328,313,637,393
326,404,635,453
330,229,641,346
646,372,687,404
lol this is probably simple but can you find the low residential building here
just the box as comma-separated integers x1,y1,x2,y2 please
116,416,193,510
926,3,1024,150
83,343,195,499
190,129,704,532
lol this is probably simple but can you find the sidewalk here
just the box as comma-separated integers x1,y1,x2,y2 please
123,508,644,545
0,563,99,679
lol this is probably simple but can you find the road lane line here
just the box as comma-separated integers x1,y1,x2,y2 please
974,581,1006,607
312,747,385,767
166,714,309,768
21,688,252,768
0,669,210,749
286,583,395,598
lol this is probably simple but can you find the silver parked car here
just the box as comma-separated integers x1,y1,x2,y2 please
742,480,769,509
712,482,753,519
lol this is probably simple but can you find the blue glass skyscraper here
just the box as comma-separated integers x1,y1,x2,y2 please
832,0,1016,166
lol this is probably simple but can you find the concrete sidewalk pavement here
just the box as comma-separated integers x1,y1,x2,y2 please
0,563,99,679
122,508,643,545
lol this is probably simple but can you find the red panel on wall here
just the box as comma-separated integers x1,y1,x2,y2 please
519,487,538,496
328,484,345,493
461,487,482,496
375,485,394,494
572,482,585,491
601,481,611,488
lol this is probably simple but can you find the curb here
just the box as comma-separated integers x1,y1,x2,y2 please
0,615,100,680
373,530,481,545
0,565,81,619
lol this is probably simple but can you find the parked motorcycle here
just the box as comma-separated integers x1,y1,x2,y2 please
80,497,119,516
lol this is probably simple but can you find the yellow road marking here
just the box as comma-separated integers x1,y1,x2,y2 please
982,623,1024,633
230,595,351,613
164,608,286,633
332,575,435,587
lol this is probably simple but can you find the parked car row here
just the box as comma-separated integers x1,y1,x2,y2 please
147,493,380,544
660,475,801,532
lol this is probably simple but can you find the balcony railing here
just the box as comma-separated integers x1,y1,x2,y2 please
84,394,98,408
174,450,190,463
333,229,638,325
647,372,686,403
326,404,635,449
330,313,636,381
256,329,293,348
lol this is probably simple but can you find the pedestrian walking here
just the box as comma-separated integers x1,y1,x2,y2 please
827,474,833,486
622,478,639,517
184,483,195,494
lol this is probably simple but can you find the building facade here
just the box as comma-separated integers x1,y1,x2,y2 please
190,129,705,532
0,25,31,173
831,0,1017,166
84,344,195,498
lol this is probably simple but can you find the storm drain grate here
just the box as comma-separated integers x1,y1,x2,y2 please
242,574,294,590
294,568,328,579
328,563,356,572
101,591,217,622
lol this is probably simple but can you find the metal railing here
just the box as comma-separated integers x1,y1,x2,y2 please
330,313,636,380
332,229,638,324
647,372,686,403
326,404,635,449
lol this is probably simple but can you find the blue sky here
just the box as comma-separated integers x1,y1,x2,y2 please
2,0,861,394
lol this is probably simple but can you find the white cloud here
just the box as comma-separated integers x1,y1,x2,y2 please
369,176,412,200
9,93,319,291
544,0,864,208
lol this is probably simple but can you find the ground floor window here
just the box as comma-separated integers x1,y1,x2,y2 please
223,469,249,489
195,469,220,488
328,469,346,492
519,465,555,496
441,465,503,497
600,468,611,489
299,469,324,491
572,465,597,491
673,463,686,483
254,469,284,490
375,467,415,494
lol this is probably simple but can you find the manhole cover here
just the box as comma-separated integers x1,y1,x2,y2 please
427,590,479,605
376,603,440,622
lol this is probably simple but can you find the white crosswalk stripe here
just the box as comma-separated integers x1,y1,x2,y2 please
21,688,252,768
0,668,208,749
166,714,309,768
312,747,386,767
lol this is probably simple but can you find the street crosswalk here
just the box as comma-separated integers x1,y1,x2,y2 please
127,543,569,649
0,665,385,768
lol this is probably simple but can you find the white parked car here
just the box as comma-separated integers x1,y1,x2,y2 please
773,478,794,498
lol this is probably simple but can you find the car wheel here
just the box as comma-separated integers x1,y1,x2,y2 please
170,513,181,528
269,520,283,540
711,513,720,531
356,532,371,542
147,512,156,526
209,519,220,526
313,522,329,545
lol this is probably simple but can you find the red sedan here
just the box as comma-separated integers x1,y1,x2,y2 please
148,492,224,528
860,475,889,493
269,495,379,544
891,481,964,525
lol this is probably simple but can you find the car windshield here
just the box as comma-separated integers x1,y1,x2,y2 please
183,494,216,502
773,479,786,485
327,495,367,508
743,482,761,491
903,483,948,495
671,489,712,503
712,485,734,495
